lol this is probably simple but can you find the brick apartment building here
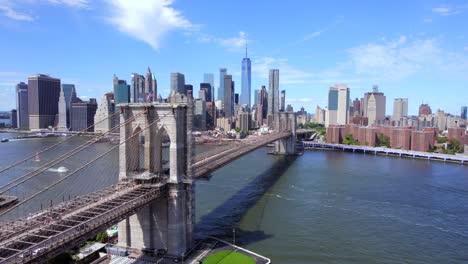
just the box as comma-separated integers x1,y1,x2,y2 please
326,124,438,152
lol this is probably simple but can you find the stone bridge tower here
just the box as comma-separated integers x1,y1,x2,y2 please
274,111,297,154
117,94,193,258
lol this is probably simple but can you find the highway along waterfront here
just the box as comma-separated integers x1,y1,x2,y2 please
1,133,468,263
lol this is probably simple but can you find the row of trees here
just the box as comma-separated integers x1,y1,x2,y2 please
340,133,390,148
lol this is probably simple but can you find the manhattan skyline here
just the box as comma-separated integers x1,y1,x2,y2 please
0,0,467,114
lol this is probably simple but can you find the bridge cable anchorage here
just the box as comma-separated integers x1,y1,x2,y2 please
0,111,122,176
0,109,149,195
0,111,171,218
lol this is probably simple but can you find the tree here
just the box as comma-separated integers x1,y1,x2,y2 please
448,138,463,153
95,231,108,242
377,133,390,148
342,134,359,145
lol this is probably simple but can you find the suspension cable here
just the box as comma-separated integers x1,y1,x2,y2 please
0,108,148,194
0,111,122,175
0,111,171,217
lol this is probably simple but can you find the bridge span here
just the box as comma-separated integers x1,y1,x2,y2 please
0,102,297,263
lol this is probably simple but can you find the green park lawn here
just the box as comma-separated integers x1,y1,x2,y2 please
202,250,255,264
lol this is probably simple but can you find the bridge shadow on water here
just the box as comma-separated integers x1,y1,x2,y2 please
194,154,297,247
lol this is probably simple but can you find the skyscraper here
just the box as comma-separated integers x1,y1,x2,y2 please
254,89,259,105
16,82,28,129
366,86,386,126
170,72,186,95
218,68,227,100
392,98,408,121
131,73,145,103
62,84,77,129
267,69,279,115
10,109,17,129
258,85,268,121
203,73,215,102
418,103,432,116
352,98,360,116
71,98,98,132
200,83,212,102
185,84,193,97
240,47,251,108
223,75,234,118
280,90,286,111
325,84,349,127
28,74,61,130
94,93,115,133
57,89,67,130
113,75,130,104
144,67,155,102
461,106,467,120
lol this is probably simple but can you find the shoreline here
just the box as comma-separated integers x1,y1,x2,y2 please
302,142,468,165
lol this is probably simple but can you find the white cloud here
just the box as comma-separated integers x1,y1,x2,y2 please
217,31,248,51
253,57,314,85
0,1,34,21
432,5,467,16
195,31,250,52
47,0,90,9
303,30,324,41
105,0,193,50
347,36,441,80
423,18,432,23
346,36,468,82
464,46,468,52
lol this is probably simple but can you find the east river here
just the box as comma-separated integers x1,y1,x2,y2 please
1,133,467,263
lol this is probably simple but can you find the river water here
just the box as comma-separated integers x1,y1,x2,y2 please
1,133,468,263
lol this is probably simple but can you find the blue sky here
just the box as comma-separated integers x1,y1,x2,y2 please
0,0,467,116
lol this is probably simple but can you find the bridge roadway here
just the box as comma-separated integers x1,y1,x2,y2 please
0,183,168,263
192,131,292,178
0,131,292,263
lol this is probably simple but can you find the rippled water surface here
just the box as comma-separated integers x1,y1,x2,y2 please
1,133,467,263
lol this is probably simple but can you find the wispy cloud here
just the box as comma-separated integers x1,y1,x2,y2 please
298,18,342,44
105,0,193,50
346,35,468,82
432,5,467,16
0,1,34,21
196,31,249,52
217,31,248,51
464,46,468,52
347,36,441,80
47,0,90,9
253,57,313,85
303,30,324,41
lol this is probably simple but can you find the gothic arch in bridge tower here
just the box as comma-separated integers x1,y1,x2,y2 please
128,126,142,173
117,100,193,257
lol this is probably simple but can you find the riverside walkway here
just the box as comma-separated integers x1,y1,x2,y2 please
302,142,468,164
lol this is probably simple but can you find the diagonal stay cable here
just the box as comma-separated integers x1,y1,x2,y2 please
0,109,147,194
0,111,171,217
0,111,121,175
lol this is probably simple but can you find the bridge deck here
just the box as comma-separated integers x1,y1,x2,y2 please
0,132,293,263
0,183,167,264
192,132,292,178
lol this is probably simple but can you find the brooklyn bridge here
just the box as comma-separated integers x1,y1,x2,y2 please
0,95,299,263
